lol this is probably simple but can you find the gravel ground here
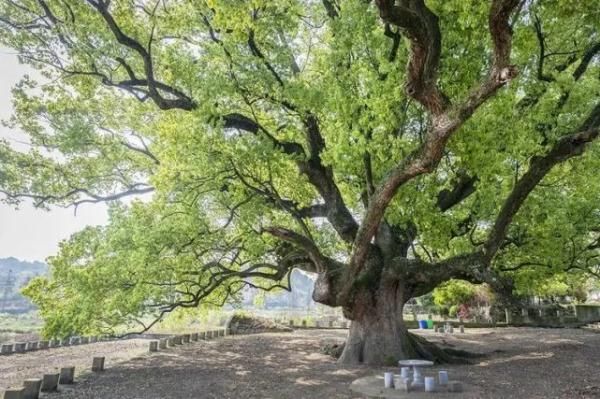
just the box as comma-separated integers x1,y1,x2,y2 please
2,327,600,398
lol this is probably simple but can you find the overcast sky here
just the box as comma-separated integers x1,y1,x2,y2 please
0,49,108,262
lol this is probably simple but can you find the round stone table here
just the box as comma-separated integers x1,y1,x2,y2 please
350,375,474,398
397,359,434,387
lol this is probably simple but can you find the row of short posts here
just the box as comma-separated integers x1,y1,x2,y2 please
3,358,106,399
148,328,228,354
287,319,349,329
1,335,105,356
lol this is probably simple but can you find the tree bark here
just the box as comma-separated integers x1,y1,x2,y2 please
338,280,428,365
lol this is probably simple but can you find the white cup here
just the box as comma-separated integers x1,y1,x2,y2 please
439,370,449,386
400,366,411,379
425,376,436,392
384,372,394,388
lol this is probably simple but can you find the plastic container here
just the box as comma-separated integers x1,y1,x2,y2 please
426,319,433,329
418,320,428,329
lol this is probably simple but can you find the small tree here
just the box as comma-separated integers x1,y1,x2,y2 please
1,1,600,364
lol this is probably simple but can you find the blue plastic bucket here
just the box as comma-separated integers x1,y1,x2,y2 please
418,320,428,329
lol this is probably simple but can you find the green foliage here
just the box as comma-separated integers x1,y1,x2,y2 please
0,0,598,335
433,280,478,309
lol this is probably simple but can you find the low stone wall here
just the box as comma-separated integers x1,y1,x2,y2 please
227,314,292,335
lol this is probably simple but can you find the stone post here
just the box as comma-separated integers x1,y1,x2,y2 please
92,357,105,372
205,331,212,340
182,334,191,344
521,308,530,323
167,337,175,347
191,333,198,342
26,342,38,351
14,343,26,353
199,331,206,340
3,388,25,399
69,337,80,346
40,374,59,392
1,344,13,355
505,308,512,324
49,339,60,348
81,337,89,344
59,367,75,384
159,339,167,349
459,325,465,333
90,336,98,343
149,341,158,352
38,341,49,350
173,336,183,345
22,378,42,399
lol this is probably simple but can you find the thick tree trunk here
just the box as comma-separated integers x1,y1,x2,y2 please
337,281,450,365
338,281,415,365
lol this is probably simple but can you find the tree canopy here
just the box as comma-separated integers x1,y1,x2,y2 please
1,0,599,362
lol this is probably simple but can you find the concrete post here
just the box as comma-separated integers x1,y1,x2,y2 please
191,333,198,342
40,374,59,392
59,367,75,384
149,341,158,352
173,336,183,345
89,336,98,343
14,343,26,353
205,331,212,340
182,334,191,344
1,344,13,355
3,388,25,399
38,341,49,350
167,337,175,347
92,357,105,372
81,337,89,344
505,308,512,324
219,329,225,337
199,332,206,340
459,325,465,333
521,308,530,323
49,339,60,348
69,337,80,346
23,378,42,399
26,342,38,351
159,339,167,349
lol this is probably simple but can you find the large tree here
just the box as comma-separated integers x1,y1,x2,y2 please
1,0,599,364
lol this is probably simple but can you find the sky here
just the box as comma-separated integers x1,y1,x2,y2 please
0,49,109,262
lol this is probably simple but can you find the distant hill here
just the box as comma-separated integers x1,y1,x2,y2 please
0,257,48,313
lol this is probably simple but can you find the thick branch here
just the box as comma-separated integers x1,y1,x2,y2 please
485,123,600,260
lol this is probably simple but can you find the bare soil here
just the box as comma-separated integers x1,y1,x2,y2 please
2,327,600,398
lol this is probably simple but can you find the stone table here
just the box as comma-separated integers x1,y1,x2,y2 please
350,376,472,398
397,359,434,387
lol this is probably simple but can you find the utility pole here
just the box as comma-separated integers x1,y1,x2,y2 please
0,269,16,312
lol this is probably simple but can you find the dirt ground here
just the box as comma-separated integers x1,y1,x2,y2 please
0,339,150,395
2,327,600,398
